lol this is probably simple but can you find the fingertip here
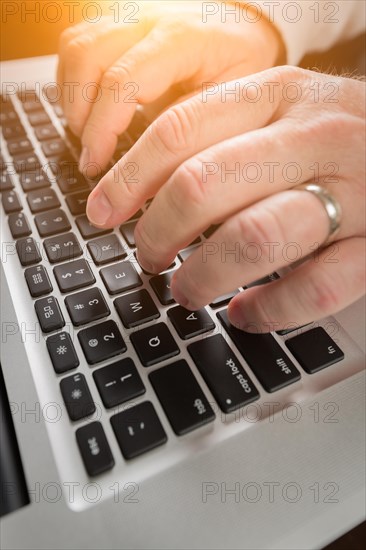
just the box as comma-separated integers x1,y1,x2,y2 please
86,187,113,227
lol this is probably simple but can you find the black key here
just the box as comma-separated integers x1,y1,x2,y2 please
178,246,199,263
120,221,137,247
2,190,22,213
16,237,41,266
0,152,6,172
126,209,143,221
13,153,41,172
27,188,60,213
64,125,81,151
0,109,20,125
48,154,77,175
35,209,71,237
87,234,127,266
203,225,220,238
277,323,310,336
167,306,215,340
149,360,215,435
2,123,26,140
210,290,239,308
134,252,176,275
114,133,132,156
8,212,31,238
76,422,114,476
25,264,52,297
60,373,96,421
93,358,145,408
78,320,127,365
44,232,82,263
65,287,110,327
245,272,280,288
34,124,59,141
54,259,95,293
41,139,67,157
188,334,260,413
286,327,344,374
130,323,180,367
57,170,88,194
110,401,167,460
76,215,112,239
127,110,150,142
18,90,39,103
65,190,89,215
150,272,175,305
7,138,33,156
217,310,301,393
35,296,65,333
22,100,43,113
46,331,79,374
28,111,51,126
100,261,142,295
19,170,51,191
115,289,160,328
0,172,13,191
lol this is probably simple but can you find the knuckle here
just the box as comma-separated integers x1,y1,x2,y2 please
232,207,286,262
169,160,207,212
100,66,131,90
151,101,200,155
305,269,341,314
64,36,93,64
59,26,81,49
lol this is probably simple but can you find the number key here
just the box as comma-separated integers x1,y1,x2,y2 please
65,287,110,326
78,320,127,364
54,259,95,293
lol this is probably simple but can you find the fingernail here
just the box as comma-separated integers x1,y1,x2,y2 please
79,146,89,172
86,189,113,226
171,277,189,308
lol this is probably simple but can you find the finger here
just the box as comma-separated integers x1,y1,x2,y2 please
86,67,293,226
80,21,217,173
135,110,358,275
169,188,332,310
58,18,149,136
226,237,365,332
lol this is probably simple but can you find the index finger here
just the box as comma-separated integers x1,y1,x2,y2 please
86,67,288,227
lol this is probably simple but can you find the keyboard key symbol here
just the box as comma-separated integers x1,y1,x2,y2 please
56,345,68,355
88,339,99,348
71,389,82,400
88,437,100,456
149,336,160,348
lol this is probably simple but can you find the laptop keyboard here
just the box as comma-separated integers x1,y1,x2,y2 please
1,89,348,483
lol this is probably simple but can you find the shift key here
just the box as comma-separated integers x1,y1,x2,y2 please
218,310,301,393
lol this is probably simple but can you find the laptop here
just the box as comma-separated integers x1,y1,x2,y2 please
1,54,365,550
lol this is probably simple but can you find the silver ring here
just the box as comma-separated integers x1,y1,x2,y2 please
296,183,342,243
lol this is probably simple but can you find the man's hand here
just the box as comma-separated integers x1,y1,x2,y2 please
57,1,282,172
86,66,366,332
